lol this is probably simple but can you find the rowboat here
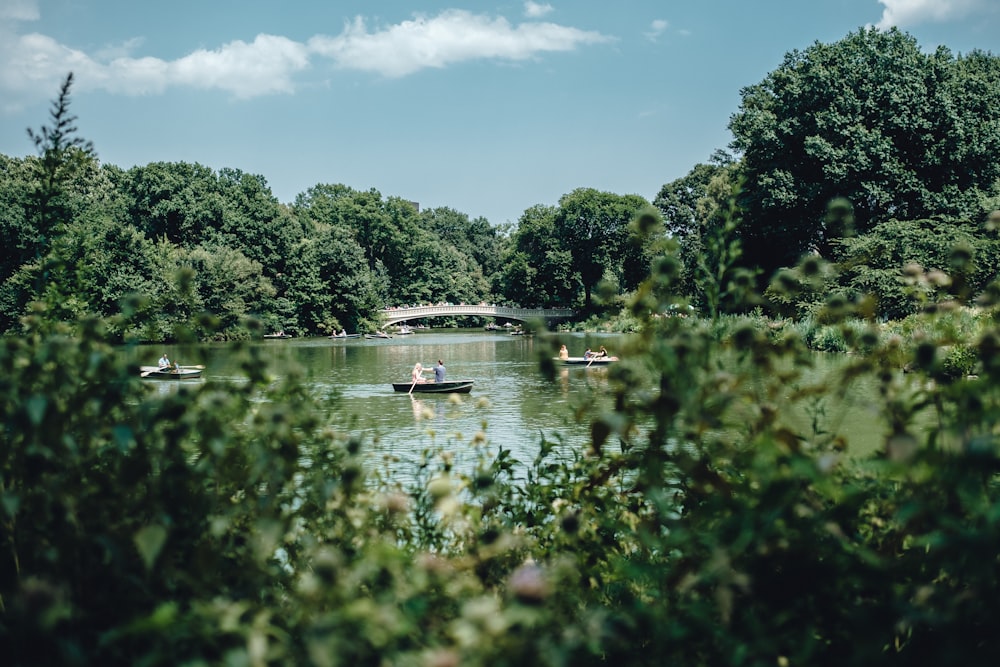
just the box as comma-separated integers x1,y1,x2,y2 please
140,366,203,380
365,332,392,339
263,333,292,339
558,356,619,366
392,380,474,394
329,332,361,339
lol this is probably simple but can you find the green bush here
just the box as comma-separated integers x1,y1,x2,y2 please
5,258,1000,666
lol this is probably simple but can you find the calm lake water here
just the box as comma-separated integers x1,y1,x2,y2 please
135,329,898,483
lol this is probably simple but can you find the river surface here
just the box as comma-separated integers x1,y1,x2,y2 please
134,329,899,483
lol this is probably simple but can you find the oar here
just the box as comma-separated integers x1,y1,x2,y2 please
140,369,155,377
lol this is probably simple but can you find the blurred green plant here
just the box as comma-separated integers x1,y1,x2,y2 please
6,76,1000,667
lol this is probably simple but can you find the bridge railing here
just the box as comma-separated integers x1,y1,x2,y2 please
381,305,574,324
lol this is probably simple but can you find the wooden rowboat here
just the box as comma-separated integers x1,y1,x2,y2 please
557,356,619,366
392,380,474,394
140,366,203,380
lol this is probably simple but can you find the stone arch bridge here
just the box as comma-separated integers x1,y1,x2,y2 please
382,304,575,327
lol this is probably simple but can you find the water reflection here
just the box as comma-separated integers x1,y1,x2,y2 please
410,396,439,421
123,331,899,485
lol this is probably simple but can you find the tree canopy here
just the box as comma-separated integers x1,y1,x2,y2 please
729,27,1000,280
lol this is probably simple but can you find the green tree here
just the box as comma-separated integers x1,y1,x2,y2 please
120,161,226,247
499,205,578,307
284,228,378,333
419,207,506,291
554,188,653,309
729,28,1000,281
653,160,726,240
213,167,302,281
0,155,36,286
187,244,278,335
833,217,1000,319
25,73,96,261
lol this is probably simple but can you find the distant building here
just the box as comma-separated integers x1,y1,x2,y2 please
406,200,420,213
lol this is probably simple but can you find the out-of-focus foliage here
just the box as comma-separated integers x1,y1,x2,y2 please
6,184,1000,666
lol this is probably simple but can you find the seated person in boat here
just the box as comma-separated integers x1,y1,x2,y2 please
559,344,569,360
595,345,609,358
583,348,592,360
434,359,446,383
411,362,427,383
158,353,171,370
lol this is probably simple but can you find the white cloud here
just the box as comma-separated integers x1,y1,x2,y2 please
644,19,669,41
308,10,609,78
0,32,99,111
875,0,987,29
524,2,554,19
0,7,609,110
167,34,310,98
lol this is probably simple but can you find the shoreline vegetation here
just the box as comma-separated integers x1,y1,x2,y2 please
7,250,1000,664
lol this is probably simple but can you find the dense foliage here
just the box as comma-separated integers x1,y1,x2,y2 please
5,193,1000,665
5,25,1000,661
729,27,1000,280
0,83,664,340
497,191,665,314
658,28,1000,307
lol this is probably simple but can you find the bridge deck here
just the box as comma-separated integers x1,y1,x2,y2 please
382,305,574,325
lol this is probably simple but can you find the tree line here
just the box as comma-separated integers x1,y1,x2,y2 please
0,78,663,341
659,28,1000,319
3,28,1000,342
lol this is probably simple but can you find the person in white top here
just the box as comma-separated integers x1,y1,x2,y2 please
411,363,426,384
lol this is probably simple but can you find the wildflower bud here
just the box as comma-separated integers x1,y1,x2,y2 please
424,649,460,667
509,563,549,604
428,475,452,499
380,492,410,514
926,270,951,287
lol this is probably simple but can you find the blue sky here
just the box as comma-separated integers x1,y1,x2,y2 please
1,1,997,226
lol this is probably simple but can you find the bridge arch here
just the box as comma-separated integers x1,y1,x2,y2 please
381,305,575,326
